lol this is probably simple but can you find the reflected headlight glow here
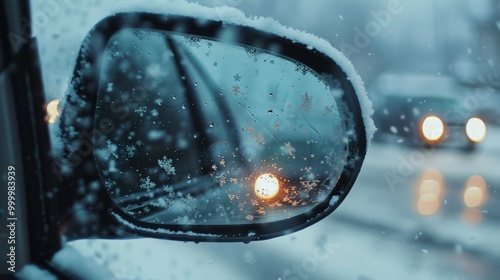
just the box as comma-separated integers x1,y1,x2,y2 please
463,175,487,208
46,99,60,124
417,193,440,216
254,173,280,199
466,117,487,143
415,169,445,216
421,115,445,142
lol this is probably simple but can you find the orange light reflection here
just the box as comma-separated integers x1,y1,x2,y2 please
463,175,487,208
415,169,445,216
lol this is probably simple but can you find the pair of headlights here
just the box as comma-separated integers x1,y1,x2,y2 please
421,115,487,143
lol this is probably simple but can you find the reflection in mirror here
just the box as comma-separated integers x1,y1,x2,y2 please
93,28,351,226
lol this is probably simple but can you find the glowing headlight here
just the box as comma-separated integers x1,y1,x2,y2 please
421,115,445,142
254,173,280,199
466,117,487,143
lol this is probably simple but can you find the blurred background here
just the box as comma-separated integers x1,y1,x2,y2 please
33,0,500,279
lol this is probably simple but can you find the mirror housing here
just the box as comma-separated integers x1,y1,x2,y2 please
55,12,369,242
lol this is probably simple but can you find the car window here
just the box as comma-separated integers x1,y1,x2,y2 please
33,0,499,279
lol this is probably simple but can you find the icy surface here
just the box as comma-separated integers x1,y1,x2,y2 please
17,266,57,280
51,246,116,280
16,246,115,280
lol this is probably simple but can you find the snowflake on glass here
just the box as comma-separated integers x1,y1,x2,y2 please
300,180,320,191
183,35,202,48
139,176,156,191
232,85,240,95
66,126,78,138
102,170,109,176
136,140,143,146
151,109,159,116
143,207,150,213
233,74,241,82
104,179,116,189
253,133,265,144
158,156,176,175
163,185,174,194
125,145,136,158
300,93,312,112
152,197,173,208
295,62,309,75
245,47,263,62
173,216,195,225
324,105,334,115
282,142,296,156
181,194,197,212
256,207,266,215
213,172,227,187
103,140,118,160
134,106,147,116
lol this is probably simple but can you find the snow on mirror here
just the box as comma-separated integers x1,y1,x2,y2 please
93,28,349,226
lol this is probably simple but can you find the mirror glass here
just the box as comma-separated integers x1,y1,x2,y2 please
93,28,350,226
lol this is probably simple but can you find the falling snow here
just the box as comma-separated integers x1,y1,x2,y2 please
106,83,113,92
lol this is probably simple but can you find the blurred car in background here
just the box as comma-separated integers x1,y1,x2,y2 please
370,73,487,151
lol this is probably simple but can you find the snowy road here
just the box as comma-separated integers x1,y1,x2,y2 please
69,127,500,280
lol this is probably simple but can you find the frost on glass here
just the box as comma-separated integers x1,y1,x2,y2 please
93,28,351,226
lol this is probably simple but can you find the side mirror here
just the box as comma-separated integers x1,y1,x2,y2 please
56,12,370,242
